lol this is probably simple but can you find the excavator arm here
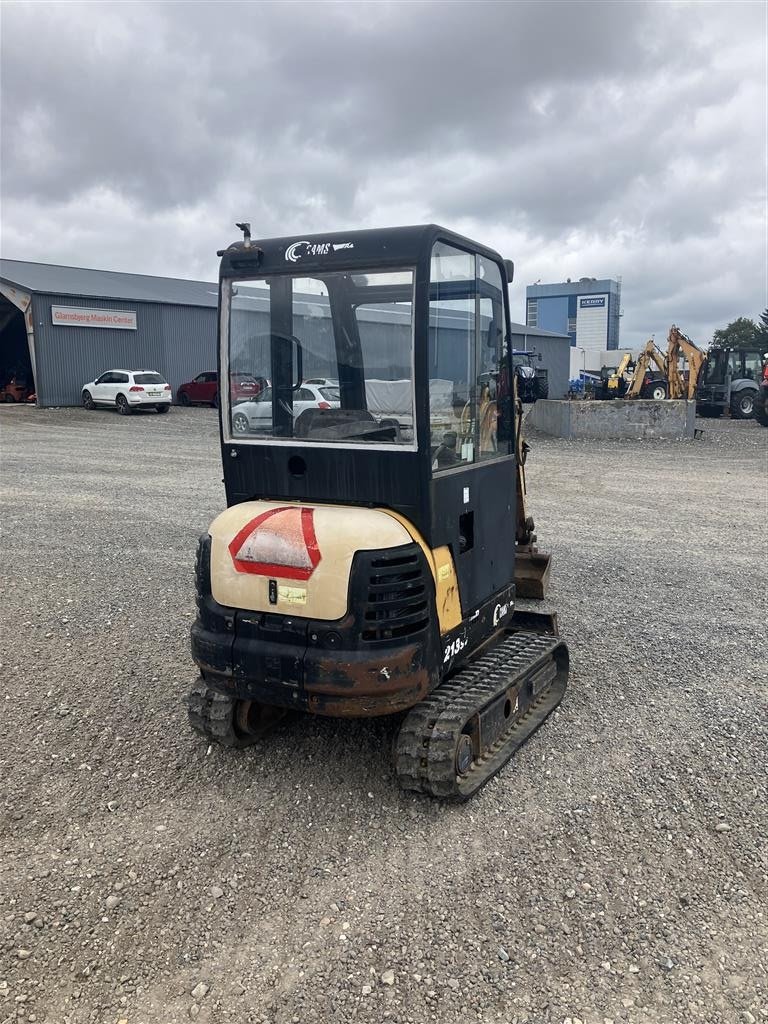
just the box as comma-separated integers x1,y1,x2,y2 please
666,325,706,400
626,338,667,398
607,352,633,393
514,379,552,600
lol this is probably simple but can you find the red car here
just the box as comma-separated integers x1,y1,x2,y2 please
176,371,265,407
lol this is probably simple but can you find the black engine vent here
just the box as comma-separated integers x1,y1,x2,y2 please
360,545,431,644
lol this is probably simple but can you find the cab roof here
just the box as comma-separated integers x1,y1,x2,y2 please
219,224,506,279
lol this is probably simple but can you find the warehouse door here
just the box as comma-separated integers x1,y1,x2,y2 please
0,297,34,403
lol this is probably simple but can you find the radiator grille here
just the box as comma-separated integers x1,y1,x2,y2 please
361,548,430,643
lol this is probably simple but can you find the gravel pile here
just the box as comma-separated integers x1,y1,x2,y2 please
1,404,765,1024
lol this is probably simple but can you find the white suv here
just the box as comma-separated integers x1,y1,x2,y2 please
82,369,172,415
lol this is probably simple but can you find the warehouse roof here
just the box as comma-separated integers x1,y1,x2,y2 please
509,322,570,340
0,259,220,308
0,259,572,339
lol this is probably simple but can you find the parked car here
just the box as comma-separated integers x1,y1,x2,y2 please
231,383,340,434
176,371,265,407
81,369,172,415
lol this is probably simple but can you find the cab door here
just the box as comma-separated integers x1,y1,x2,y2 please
428,242,516,615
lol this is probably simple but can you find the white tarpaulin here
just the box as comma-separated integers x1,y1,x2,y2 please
365,379,413,418
364,378,455,420
428,379,455,415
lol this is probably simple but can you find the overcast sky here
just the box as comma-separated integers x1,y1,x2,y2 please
1,0,766,347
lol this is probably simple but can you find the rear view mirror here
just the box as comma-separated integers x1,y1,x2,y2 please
503,259,515,283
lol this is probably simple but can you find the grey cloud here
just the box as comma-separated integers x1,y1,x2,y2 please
1,0,765,348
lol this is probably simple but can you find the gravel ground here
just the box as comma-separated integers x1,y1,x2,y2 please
0,404,766,1024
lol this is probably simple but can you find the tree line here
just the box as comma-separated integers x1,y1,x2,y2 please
711,309,768,349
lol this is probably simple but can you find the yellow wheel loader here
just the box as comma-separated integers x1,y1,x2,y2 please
189,224,569,800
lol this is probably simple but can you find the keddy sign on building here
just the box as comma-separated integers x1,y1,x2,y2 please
51,306,137,330
576,294,609,351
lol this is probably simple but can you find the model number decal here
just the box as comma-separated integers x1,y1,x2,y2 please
493,600,511,626
444,636,468,663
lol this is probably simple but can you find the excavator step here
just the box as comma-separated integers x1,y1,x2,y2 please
394,631,568,800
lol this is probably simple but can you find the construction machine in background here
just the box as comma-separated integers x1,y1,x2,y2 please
601,327,703,404
512,349,549,403
666,325,706,401
594,352,634,399
188,224,568,801
696,342,765,419
625,339,669,400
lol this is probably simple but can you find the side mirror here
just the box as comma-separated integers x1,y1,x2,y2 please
503,259,515,283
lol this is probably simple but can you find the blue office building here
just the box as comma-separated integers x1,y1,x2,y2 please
525,277,621,354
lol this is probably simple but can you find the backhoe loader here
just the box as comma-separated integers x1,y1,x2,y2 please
625,339,668,400
595,352,634,399
188,224,568,800
666,325,706,401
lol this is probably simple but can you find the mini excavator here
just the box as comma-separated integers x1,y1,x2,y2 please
188,225,568,800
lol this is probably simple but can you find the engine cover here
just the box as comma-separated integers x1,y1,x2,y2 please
208,500,414,620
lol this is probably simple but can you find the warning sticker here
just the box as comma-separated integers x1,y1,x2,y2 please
228,506,321,580
278,585,308,605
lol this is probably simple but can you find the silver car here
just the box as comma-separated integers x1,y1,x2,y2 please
231,383,340,434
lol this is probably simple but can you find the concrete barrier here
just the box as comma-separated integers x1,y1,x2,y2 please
527,399,696,440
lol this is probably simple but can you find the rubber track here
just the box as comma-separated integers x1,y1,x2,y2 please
188,678,256,748
394,631,567,800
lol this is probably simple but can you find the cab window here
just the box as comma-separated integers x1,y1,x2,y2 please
743,351,762,380
428,243,511,472
226,270,415,445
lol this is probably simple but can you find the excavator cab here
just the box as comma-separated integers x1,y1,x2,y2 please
189,225,568,799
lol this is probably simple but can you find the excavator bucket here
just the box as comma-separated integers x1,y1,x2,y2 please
514,545,552,600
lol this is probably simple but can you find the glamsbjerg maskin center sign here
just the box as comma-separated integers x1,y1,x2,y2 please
51,306,137,330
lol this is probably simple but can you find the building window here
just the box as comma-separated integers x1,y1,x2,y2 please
526,299,537,327
568,316,576,334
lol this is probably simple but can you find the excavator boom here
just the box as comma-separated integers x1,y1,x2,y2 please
666,325,706,400
514,380,552,599
626,338,667,398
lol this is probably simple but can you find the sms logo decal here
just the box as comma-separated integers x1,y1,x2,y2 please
285,240,355,262
285,241,311,262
